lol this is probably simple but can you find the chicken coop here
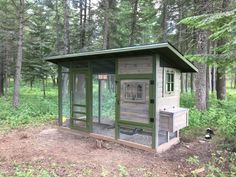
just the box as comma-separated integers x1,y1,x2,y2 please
46,43,197,152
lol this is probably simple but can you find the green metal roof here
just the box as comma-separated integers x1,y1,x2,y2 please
45,42,198,72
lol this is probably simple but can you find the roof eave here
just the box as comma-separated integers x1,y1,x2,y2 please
167,45,198,72
45,43,198,73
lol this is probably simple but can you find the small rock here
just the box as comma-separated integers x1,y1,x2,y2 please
205,134,211,139
191,167,205,174
199,140,206,144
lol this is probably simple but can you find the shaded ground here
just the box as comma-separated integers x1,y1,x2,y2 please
0,124,214,177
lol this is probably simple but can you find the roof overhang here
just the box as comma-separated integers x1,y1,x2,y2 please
45,43,198,72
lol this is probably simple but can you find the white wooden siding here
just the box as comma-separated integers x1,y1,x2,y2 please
155,54,181,148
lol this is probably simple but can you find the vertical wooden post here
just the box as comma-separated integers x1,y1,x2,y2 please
98,79,101,124
58,65,62,126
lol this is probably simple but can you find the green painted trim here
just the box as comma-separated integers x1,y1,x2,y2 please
118,74,152,79
98,80,101,123
118,120,153,129
58,65,62,126
45,43,170,61
152,55,156,149
72,111,86,115
72,104,86,107
70,66,91,132
69,63,73,128
88,61,93,132
115,58,119,140
71,118,87,122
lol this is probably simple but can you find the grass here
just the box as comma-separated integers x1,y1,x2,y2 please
0,81,58,131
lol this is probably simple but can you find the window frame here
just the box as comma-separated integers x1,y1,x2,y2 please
124,82,146,103
165,70,175,95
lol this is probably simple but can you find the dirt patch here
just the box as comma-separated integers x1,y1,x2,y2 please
0,125,214,176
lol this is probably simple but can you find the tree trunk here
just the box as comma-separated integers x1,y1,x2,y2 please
234,72,236,89
55,0,61,54
4,36,10,97
129,0,138,46
190,73,195,92
177,0,183,52
87,0,92,45
30,79,33,89
211,67,216,93
185,73,188,92
13,0,24,108
63,0,70,54
181,73,184,93
234,74,236,88
206,66,210,108
62,0,70,100
103,0,110,49
216,68,226,100
79,0,87,49
52,75,56,87
43,79,46,98
194,0,209,111
215,0,229,100
161,0,168,42
195,30,208,111
0,57,4,97
230,73,234,89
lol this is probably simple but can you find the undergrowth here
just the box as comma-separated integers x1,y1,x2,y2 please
181,90,236,176
180,90,236,144
0,82,57,130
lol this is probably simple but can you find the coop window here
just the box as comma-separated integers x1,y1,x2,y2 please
124,82,145,102
166,71,175,93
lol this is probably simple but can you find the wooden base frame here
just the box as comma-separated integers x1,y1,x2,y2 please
58,127,180,153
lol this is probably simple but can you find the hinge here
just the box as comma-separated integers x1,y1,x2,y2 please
150,80,155,85
150,99,155,104
150,118,154,123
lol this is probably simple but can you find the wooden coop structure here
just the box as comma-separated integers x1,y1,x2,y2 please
46,43,197,152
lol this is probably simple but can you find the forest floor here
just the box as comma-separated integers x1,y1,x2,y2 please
0,123,215,177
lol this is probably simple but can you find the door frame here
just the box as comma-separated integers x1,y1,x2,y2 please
70,68,90,132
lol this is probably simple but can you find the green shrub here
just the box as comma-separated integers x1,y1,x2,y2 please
180,90,236,144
